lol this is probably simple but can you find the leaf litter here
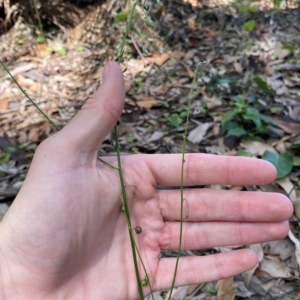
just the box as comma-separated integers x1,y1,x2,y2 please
1,0,300,299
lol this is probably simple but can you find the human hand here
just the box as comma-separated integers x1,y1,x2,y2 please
0,62,293,300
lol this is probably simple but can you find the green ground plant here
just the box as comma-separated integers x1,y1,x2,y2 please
221,95,276,140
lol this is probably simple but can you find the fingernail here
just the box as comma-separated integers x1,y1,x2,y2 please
102,62,110,83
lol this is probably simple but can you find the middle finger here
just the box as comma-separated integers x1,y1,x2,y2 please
158,189,292,222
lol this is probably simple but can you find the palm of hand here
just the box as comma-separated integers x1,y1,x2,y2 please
0,62,292,300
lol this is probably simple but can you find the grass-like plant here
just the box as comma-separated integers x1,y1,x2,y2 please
31,0,45,43
0,1,205,299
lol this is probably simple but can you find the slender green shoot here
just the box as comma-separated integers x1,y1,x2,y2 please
167,62,204,299
117,0,139,64
114,0,157,298
132,234,155,298
1,60,120,170
0,60,59,131
115,127,144,299
288,177,300,197
31,0,45,43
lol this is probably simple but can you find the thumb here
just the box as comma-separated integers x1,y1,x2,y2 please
59,61,125,154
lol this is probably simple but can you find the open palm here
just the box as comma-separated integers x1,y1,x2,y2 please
0,62,292,300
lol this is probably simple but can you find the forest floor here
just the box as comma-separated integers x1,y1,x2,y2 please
0,0,300,299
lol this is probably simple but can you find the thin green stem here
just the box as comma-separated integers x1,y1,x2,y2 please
1,60,120,171
168,63,203,299
132,236,155,300
115,127,144,299
0,60,60,131
117,0,139,64
31,0,45,42
288,177,300,197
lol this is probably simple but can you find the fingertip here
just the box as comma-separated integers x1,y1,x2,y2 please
261,159,277,183
277,194,294,220
242,248,258,269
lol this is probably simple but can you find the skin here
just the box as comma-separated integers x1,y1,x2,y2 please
0,62,293,299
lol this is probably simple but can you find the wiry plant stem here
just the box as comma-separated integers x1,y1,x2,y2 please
31,0,45,42
168,63,203,299
0,60,59,131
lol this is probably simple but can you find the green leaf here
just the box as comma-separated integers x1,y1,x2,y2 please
293,156,300,166
35,36,45,44
222,110,237,126
0,153,10,165
76,45,85,52
17,38,24,45
243,108,261,127
56,48,67,56
262,151,293,179
259,114,278,126
235,150,252,157
145,16,154,27
215,77,237,84
168,115,182,128
236,4,258,13
242,20,255,32
282,44,295,53
273,0,283,9
113,12,128,24
254,76,272,93
226,127,247,137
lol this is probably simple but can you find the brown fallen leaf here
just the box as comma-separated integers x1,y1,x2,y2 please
187,122,212,144
145,53,170,66
216,277,237,300
233,62,243,74
187,15,197,30
204,29,219,38
273,42,291,60
136,96,161,108
240,140,277,156
288,229,300,268
183,50,195,61
272,118,300,134
260,255,292,278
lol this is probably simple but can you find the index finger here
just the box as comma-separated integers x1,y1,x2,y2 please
146,154,276,186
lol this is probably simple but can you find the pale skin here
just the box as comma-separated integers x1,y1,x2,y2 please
0,62,293,299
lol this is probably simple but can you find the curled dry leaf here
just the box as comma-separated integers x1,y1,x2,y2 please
260,256,292,278
275,177,297,201
216,277,237,300
187,122,212,144
240,141,277,156
292,198,300,220
288,229,300,268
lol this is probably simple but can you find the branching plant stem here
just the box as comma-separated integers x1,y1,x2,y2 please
115,1,153,299
167,63,203,300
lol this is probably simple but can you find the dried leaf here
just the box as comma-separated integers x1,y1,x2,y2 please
275,176,297,200
260,256,292,278
273,42,291,60
288,229,300,268
233,62,243,74
146,53,170,66
272,118,300,134
187,15,197,30
137,96,161,108
187,122,212,143
216,277,237,300
240,141,277,156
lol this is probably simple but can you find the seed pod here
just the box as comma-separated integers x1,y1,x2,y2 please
135,226,142,234
141,277,149,286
